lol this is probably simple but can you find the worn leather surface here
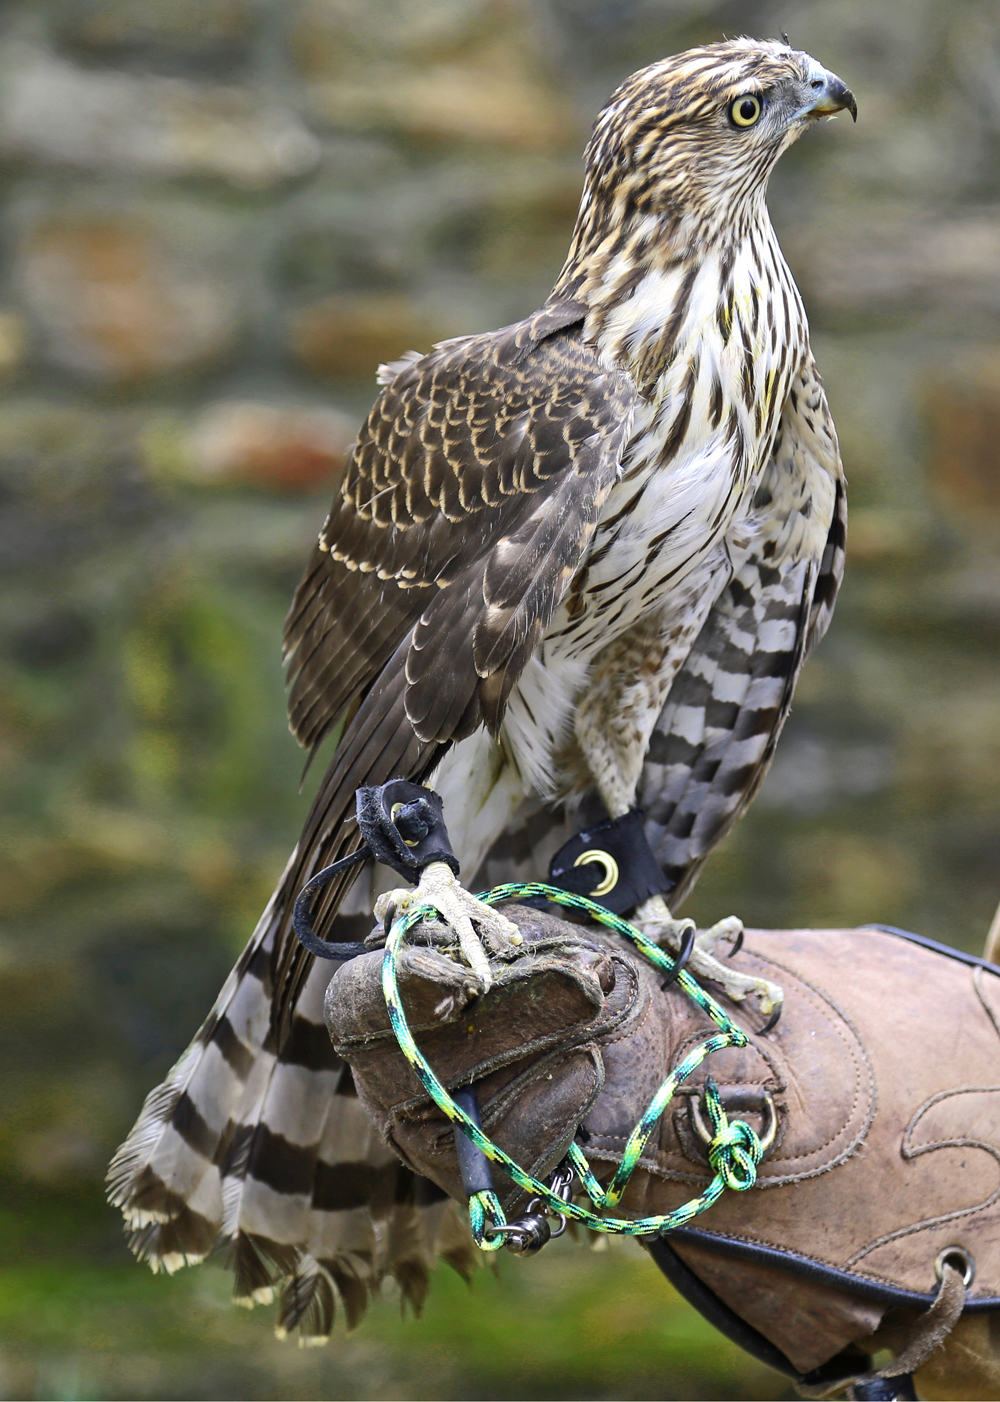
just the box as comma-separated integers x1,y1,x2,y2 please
324,905,1000,1374
606,928,1000,1371
325,910,639,1206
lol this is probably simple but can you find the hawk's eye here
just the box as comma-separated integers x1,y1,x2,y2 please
730,94,762,127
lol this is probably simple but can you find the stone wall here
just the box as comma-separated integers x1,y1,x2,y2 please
3,2,1000,1398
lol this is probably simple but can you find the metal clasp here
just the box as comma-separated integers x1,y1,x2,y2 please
487,1163,576,1255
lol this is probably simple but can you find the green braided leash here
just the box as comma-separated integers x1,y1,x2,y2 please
381,881,762,1251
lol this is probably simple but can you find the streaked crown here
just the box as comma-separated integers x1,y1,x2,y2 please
559,38,855,280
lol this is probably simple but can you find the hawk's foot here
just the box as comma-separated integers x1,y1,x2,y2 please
373,861,522,992
633,895,783,1018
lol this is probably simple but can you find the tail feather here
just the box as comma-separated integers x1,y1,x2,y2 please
107,866,290,1267
126,1203,220,1276
433,1199,481,1284
108,732,550,1339
275,1257,337,1342
324,1254,371,1330
231,1230,301,1305
386,1202,436,1315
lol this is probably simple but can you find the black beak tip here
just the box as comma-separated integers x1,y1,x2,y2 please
833,77,858,122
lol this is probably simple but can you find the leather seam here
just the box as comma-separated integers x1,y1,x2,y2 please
846,1084,1000,1268
674,1226,901,1289
597,968,652,1049
666,1227,1000,1310
667,978,859,1167
651,948,875,1182
740,949,874,1168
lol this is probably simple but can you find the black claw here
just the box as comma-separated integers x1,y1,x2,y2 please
728,928,744,958
759,1002,782,1035
661,926,696,989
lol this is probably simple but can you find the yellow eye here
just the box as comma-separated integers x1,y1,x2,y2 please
730,94,762,127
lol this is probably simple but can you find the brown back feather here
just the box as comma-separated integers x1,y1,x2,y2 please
283,301,633,755
272,305,634,1035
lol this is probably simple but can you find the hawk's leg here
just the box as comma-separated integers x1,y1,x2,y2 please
633,895,783,1015
572,617,783,1016
373,861,522,991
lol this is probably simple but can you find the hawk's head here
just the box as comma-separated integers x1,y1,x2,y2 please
566,38,855,266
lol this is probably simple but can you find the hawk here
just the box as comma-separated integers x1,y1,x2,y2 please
109,39,854,1341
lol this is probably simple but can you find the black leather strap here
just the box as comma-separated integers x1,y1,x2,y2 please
293,780,460,960
451,1085,495,1198
548,809,670,915
356,780,459,879
292,848,372,960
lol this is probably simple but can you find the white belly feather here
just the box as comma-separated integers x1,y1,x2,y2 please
500,422,756,800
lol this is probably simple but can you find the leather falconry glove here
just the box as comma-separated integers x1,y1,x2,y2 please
325,900,1000,1401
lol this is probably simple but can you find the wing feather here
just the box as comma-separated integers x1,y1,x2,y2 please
283,300,634,755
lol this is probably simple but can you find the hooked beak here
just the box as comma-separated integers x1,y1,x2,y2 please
804,67,857,122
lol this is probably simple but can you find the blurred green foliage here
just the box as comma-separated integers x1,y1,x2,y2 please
2,1215,790,1399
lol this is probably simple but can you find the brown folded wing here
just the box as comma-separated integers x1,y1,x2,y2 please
284,300,635,753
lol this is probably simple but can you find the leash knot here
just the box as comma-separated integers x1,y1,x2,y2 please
704,1079,762,1192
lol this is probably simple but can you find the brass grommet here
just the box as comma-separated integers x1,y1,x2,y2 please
934,1246,976,1287
573,848,619,897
